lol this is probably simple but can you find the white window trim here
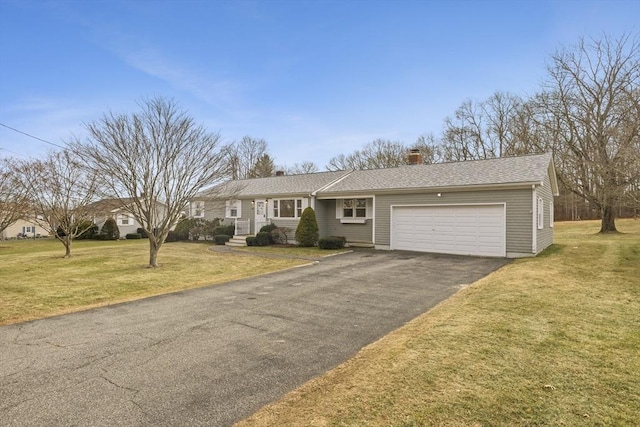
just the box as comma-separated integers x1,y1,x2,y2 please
336,198,373,223
272,198,307,219
118,213,132,226
192,201,205,218
550,201,554,227
537,197,544,229
226,200,241,219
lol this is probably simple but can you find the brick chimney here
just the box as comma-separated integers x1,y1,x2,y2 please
408,149,423,165
275,170,285,176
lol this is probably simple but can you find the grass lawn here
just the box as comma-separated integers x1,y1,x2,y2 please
237,219,640,427
0,239,313,325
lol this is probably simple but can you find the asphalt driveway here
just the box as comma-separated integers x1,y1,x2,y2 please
0,250,509,426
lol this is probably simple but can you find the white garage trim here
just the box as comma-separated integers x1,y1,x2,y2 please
390,203,506,257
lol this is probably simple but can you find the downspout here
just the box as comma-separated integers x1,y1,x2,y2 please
532,185,537,254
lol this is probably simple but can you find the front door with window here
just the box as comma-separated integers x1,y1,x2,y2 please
254,199,267,233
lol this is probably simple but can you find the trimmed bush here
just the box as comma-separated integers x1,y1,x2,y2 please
101,217,120,240
165,231,179,242
173,219,193,241
214,234,231,245
55,226,66,237
246,236,258,246
295,207,319,247
126,233,142,239
255,231,271,246
76,221,99,240
213,225,235,237
136,227,149,238
271,228,283,244
259,223,278,234
318,236,346,249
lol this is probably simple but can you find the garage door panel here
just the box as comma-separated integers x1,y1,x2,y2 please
392,205,505,257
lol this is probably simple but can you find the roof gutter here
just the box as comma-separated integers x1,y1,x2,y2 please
316,181,544,198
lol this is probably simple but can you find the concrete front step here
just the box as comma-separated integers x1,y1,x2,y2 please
225,235,253,247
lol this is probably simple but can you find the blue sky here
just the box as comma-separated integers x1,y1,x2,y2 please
1,0,638,169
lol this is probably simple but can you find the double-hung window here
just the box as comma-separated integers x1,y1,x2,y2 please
119,213,131,226
193,201,204,218
537,197,544,229
226,200,241,218
343,198,367,218
337,198,371,223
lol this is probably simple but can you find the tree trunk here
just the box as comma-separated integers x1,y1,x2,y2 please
149,238,160,267
63,235,72,258
600,205,618,233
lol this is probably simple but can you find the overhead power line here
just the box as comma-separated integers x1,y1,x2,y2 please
0,123,67,150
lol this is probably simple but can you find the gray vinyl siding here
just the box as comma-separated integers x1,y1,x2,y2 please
203,200,226,222
270,219,300,231
375,188,534,255
536,175,554,253
315,199,332,237
320,200,373,243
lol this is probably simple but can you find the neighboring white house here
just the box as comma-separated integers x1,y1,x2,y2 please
1,217,49,240
85,198,143,237
86,198,177,237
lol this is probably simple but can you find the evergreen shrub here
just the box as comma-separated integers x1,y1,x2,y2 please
295,207,319,247
318,236,346,249
214,234,231,245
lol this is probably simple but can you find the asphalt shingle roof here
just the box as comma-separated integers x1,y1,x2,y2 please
199,170,350,198
318,152,555,195
197,153,555,199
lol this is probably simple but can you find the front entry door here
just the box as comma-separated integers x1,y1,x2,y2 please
254,199,267,233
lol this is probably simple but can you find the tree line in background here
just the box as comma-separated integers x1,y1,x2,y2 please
225,35,639,231
0,34,637,264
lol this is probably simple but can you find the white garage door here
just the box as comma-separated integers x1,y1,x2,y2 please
392,205,505,257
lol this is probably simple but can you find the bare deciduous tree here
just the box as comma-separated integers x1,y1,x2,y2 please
286,161,320,175
12,150,100,256
0,158,31,238
540,35,640,233
226,136,268,179
326,139,412,170
413,134,443,164
440,92,537,161
78,97,228,267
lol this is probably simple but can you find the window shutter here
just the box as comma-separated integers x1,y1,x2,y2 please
267,199,274,219
366,198,373,218
550,201,554,227
302,198,309,210
335,199,343,219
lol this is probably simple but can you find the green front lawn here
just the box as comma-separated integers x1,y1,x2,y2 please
237,219,640,426
0,239,308,325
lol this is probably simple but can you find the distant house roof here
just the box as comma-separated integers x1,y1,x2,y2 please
85,198,136,214
195,153,558,199
197,170,350,198
318,152,558,196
